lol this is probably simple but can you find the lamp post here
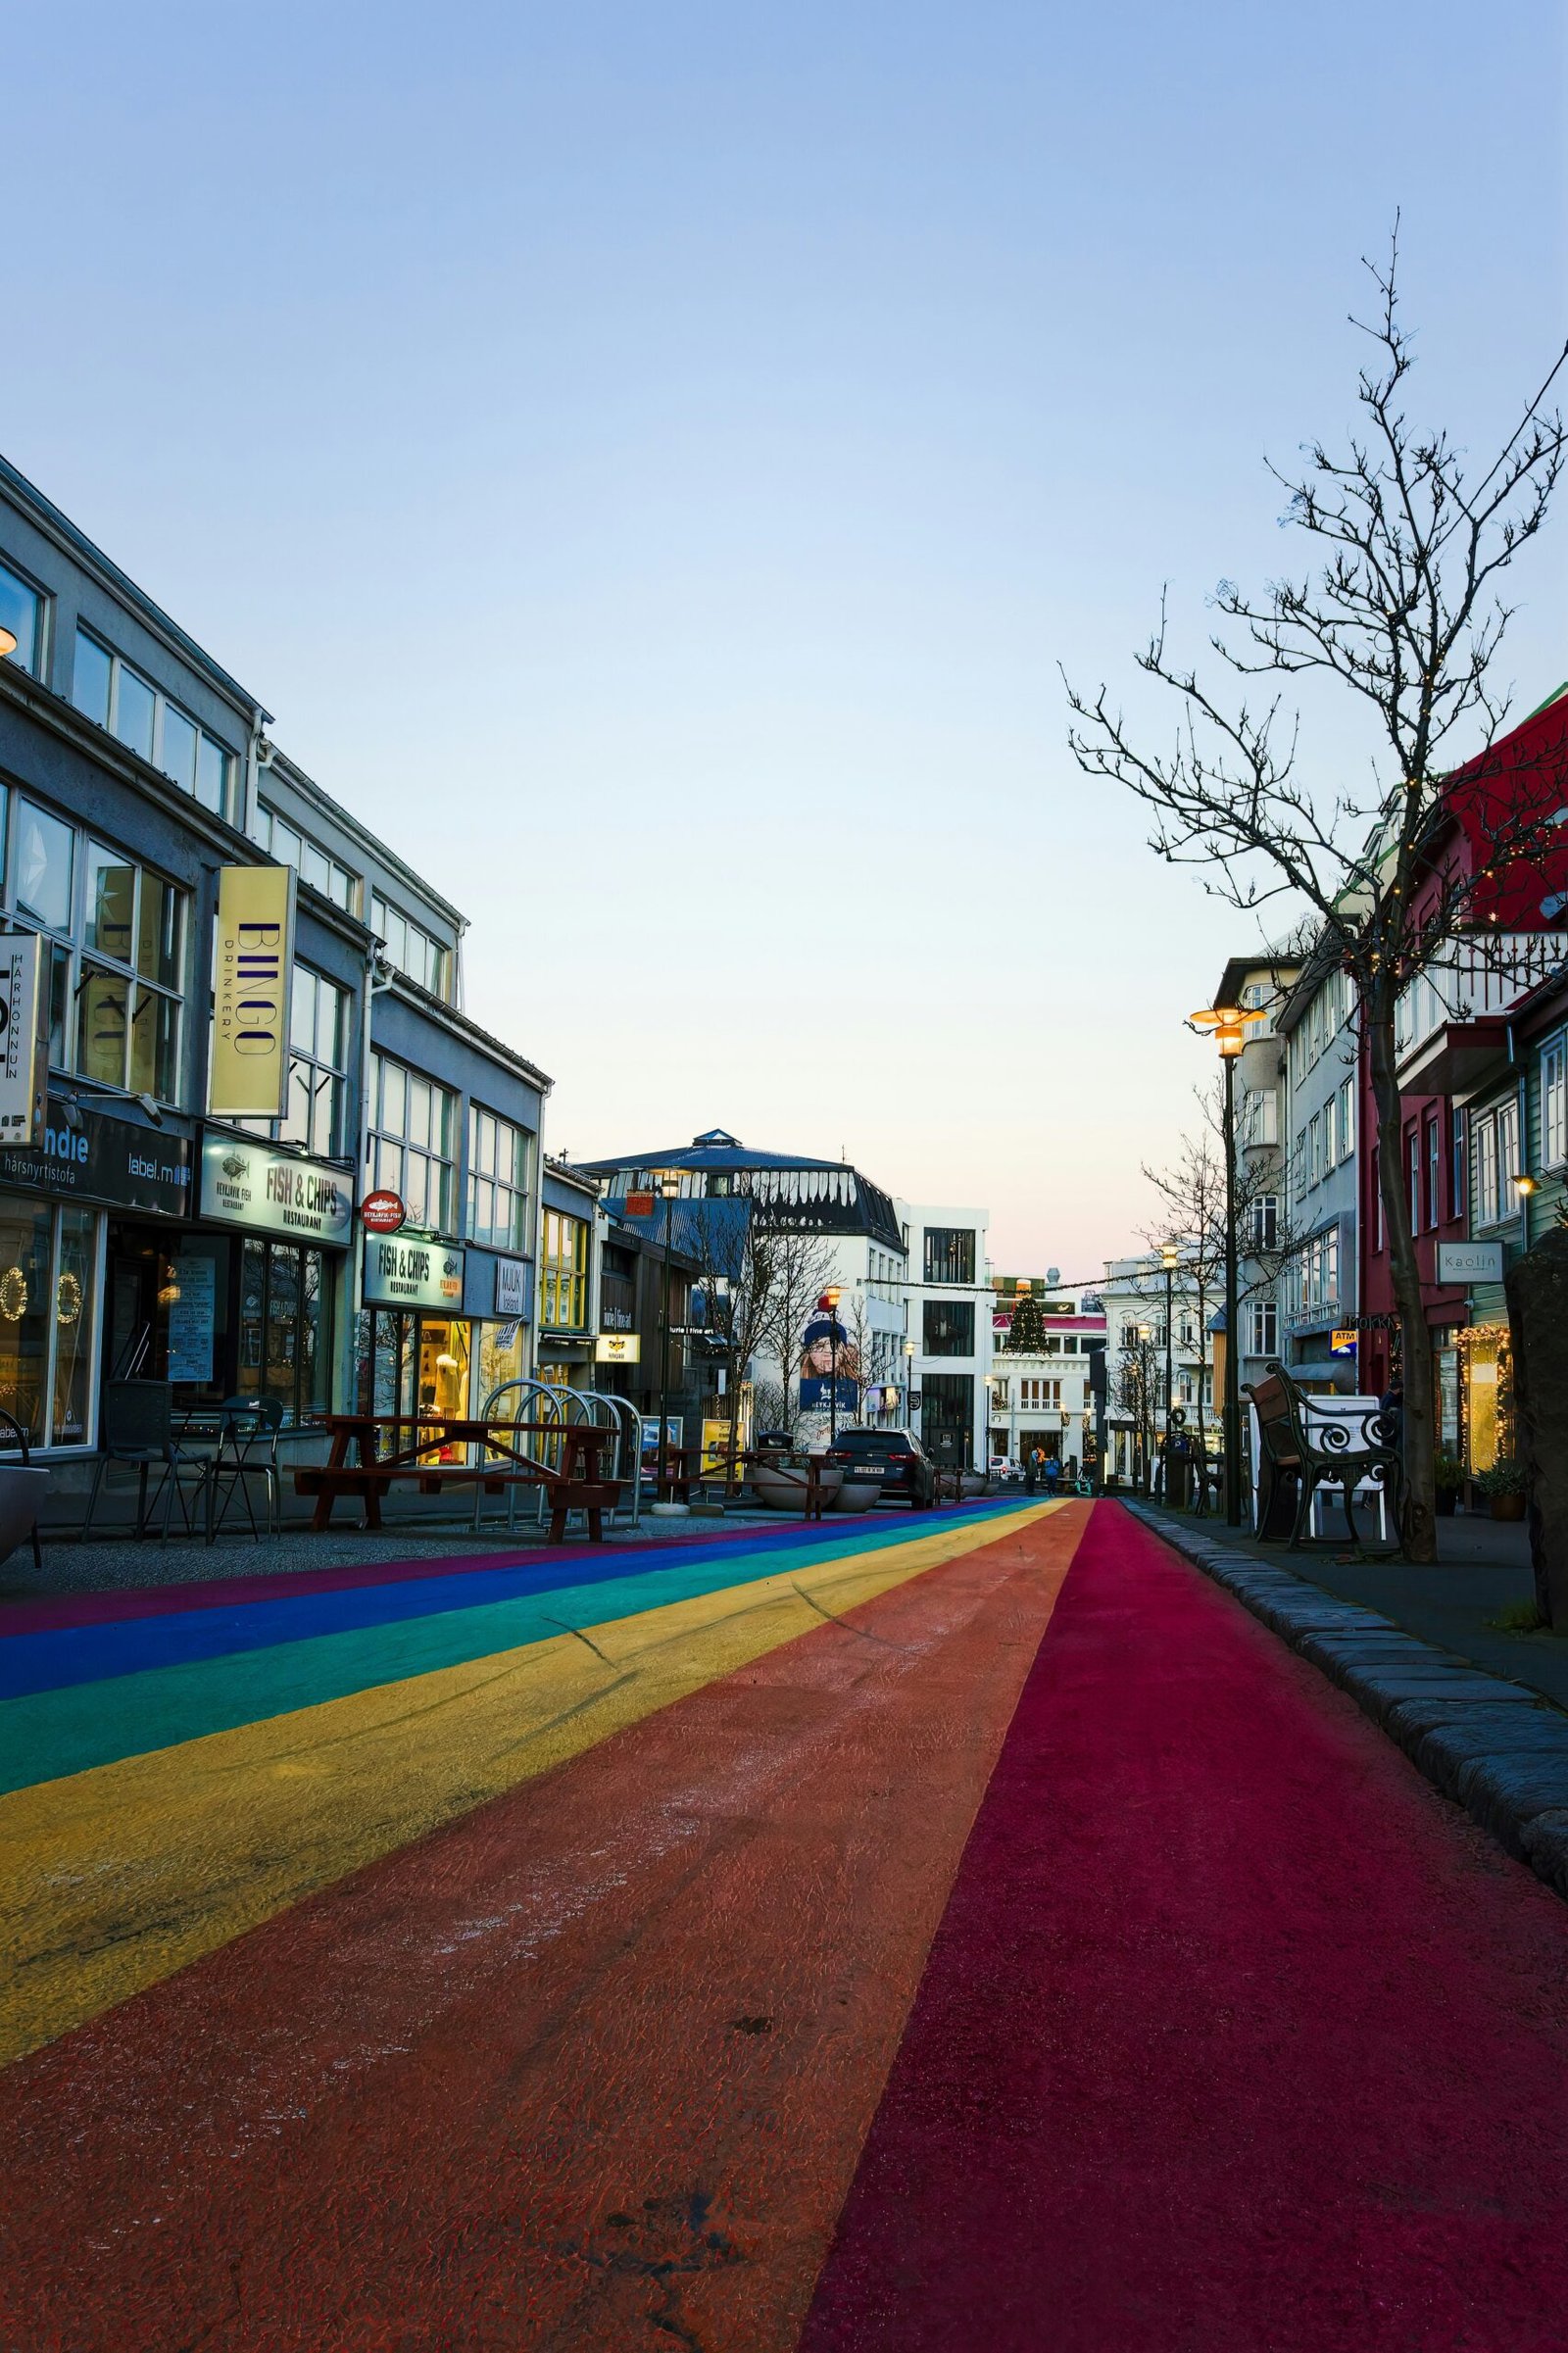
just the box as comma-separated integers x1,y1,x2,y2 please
905,1337,916,1433
657,1170,680,1500
823,1285,843,1444
1136,1322,1152,1494
1160,1240,1179,1502
1190,1004,1263,1528
983,1373,995,1475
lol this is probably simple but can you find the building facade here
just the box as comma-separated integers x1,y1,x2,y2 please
1278,952,1359,1389
897,1202,994,1470
987,1277,1105,1475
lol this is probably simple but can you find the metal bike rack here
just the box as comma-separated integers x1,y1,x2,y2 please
472,1378,645,1535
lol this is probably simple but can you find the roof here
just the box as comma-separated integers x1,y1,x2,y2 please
571,1130,905,1252
574,1128,857,1178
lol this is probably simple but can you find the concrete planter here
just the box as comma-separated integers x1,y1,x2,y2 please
832,1478,882,1515
751,1462,844,1512
0,1465,49,1564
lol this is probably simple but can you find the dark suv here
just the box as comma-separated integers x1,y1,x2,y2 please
822,1427,937,1508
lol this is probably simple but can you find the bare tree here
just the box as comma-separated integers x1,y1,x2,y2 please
1066,231,1568,1561
1111,1335,1162,1495
762,1225,841,1439
684,1199,783,1492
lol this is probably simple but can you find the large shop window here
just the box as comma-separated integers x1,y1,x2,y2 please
922,1299,974,1356
1,791,188,1103
0,1196,96,1446
923,1228,975,1286
466,1106,529,1250
70,628,234,817
367,1054,457,1230
539,1209,589,1330
236,1241,332,1424
359,1311,472,1459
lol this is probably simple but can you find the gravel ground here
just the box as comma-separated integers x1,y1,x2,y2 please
0,1503,792,1600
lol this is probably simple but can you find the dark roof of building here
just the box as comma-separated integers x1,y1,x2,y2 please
571,1131,904,1252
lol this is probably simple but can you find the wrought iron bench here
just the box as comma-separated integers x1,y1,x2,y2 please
1245,1362,1403,1553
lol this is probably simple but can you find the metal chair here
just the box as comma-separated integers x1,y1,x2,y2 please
79,1381,208,1543
204,1397,285,1542
0,1405,44,1574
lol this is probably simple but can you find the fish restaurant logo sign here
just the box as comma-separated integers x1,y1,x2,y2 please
364,1234,466,1310
200,1136,355,1246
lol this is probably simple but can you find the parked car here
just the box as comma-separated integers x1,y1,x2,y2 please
822,1427,937,1508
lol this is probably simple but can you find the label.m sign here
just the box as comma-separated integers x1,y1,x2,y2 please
209,865,296,1119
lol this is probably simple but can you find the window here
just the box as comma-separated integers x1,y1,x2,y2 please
1497,1097,1520,1204
923,1227,975,1286
991,1377,1010,1407
1249,1300,1278,1356
1240,981,1277,1037
71,628,235,819
367,1054,456,1230
371,894,450,1000
1340,1080,1355,1163
1307,1112,1321,1187
466,1106,529,1249
1407,1126,1422,1228
923,1299,975,1355
1019,1377,1061,1409
1451,1107,1466,1220
274,967,348,1156
1242,1088,1279,1147
1544,1036,1567,1169
1322,1094,1337,1171
539,1208,589,1329
1472,1111,1498,1227
1426,1117,1441,1232
1249,1195,1278,1250
3,798,186,1101
257,803,361,913
0,559,44,679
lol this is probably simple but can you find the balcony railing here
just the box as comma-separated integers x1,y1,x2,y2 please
1396,934,1564,1059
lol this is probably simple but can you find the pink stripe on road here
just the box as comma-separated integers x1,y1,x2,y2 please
800,1501,1568,2353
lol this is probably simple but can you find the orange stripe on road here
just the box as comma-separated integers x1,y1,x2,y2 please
0,1505,1090,2353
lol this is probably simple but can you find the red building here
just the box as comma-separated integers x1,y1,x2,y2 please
1358,687,1568,1412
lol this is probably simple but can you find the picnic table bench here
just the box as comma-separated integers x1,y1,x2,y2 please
1245,1362,1403,1552
295,1414,621,1543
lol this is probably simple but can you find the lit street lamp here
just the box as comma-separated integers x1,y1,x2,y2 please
1190,1003,1265,1527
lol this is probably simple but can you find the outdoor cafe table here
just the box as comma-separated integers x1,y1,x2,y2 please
298,1412,618,1533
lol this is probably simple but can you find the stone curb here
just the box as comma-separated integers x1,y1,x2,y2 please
1121,1501,1568,1905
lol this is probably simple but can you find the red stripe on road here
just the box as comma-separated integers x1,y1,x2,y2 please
801,1501,1568,2353
0,1507,1087,2353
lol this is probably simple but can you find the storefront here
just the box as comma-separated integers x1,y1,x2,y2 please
0,1093,194,1451
184,1129,356,1422
357,1230,469,1456
465,1249,532,1413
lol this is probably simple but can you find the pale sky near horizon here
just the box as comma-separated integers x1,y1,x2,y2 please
5,3,1563,1276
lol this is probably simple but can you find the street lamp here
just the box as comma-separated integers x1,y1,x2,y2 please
1137,1322,1152,1495
657,1170,681,1500
1190,1003,1265,1527
1160,1240,1180,1502
983,1372,995,1476
823,1285,843,1444
905,1337,916,1433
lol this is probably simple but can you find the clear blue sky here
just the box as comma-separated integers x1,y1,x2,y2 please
6,1,1563,1273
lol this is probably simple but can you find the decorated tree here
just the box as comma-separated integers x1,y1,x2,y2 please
1004,1286,1048,1355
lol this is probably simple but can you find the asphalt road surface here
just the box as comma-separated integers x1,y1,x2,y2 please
4,1498,1568,2350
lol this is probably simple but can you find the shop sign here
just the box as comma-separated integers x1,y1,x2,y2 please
364,1233,465,1310
625,1189,656,1218
362,1189,407,1235
167,1254,217,1383
209,865,296,1118
0,1095,192,1216
200,1135,355,1247
1437,1240,1505,1285
1330,1329,1358,1357
494,1256,529,1318
595,1332,642,1364
0,935,47,1145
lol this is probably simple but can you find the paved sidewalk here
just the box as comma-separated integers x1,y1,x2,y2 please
1136,1496,1568,1710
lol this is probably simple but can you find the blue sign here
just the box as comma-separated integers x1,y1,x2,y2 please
800,1376,859,1413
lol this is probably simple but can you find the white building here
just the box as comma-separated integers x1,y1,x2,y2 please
987,1276,1105,1474
1100,1248,1217,1489
896,1203,995,1470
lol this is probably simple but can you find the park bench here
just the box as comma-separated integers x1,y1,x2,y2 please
1244,1362,1402,1553
295,1414,621,1543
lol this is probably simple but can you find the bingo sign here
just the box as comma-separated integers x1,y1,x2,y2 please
363,1235,466,1311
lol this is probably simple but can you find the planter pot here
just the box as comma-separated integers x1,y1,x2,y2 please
958,1471,987,1498
1435,1489,1459,1516
1489,1494,1527,1523
750,1463,845,1512
0,1465,47,1565
832,1478,882,1515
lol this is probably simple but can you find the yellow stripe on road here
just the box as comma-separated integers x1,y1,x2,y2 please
0,1504,1068,2066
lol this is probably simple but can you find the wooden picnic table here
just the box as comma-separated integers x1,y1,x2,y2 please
295,1412,620,1541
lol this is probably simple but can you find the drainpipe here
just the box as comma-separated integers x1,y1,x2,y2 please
345,938,396,1410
